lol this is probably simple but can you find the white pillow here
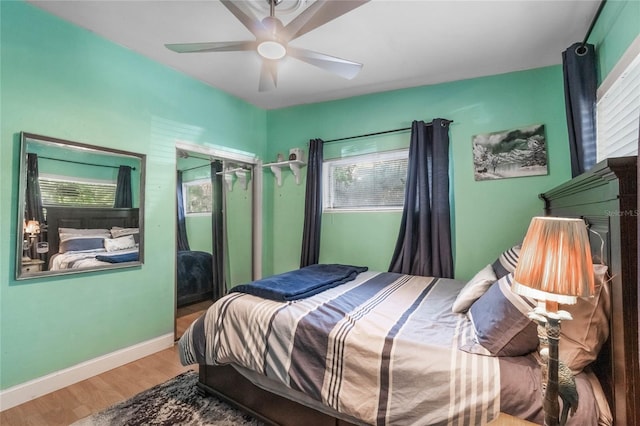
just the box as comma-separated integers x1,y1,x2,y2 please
452,264,497,313
104,235,136,252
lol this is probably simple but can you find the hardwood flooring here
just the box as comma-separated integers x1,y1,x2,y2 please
1,303,212,426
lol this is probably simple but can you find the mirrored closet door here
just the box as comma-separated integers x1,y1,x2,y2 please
175,143,260,339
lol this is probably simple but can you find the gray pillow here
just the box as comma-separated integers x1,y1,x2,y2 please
452,264,497,313
491,245,521,279
466,273,538,356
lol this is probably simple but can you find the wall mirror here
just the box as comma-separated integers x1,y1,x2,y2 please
15,132,145,280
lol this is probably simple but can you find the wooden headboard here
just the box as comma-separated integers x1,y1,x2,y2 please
45,206,139,256
540,156,638,426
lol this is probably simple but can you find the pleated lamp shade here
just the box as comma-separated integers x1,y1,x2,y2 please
513,216,595,306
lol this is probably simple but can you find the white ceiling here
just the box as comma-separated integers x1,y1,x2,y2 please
29,0,601,110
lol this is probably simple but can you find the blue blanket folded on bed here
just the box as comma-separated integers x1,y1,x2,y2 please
230,264,368,301
95,252,139,263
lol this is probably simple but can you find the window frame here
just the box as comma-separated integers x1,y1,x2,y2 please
322,148,409,213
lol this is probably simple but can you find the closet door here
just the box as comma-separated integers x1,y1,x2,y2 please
224,165,254,288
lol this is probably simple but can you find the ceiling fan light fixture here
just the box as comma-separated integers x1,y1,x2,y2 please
257,40,287,60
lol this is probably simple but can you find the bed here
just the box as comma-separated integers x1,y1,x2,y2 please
178,156,638,426
45,206,140,271
177,250,213,308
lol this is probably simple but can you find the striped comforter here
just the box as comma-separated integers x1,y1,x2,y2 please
180,271,501,425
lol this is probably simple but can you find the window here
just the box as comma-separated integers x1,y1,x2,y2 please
183,179,212,215
596,41,640,161
323,149,408,212
39,175,116,207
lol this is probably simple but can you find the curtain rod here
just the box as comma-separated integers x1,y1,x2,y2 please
323,119,453,144
39,156,136,171
579,0,607,52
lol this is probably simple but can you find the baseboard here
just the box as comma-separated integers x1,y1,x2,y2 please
0,332,174,412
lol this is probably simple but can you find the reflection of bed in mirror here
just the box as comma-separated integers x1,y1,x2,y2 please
177,250,213,308
45,206,140,271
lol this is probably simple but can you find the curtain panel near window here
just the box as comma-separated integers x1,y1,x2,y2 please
211,160,226,300
114,165,132,208
300,138,324,268
176,170,190,252
563,42,598,177
388,119,453,278
25,153,45,225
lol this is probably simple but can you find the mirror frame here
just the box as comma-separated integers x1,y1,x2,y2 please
15,132,146,280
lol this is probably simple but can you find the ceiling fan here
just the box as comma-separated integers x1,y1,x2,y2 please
165,0,370,92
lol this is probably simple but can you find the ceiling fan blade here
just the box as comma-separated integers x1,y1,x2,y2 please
165,41,256,53
259,59,278,92
220,0,265,37
283,0,370,42
288,47,362,80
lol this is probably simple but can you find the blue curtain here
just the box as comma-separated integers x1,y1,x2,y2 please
300,138,324,268
176,170,190,252
563,42,598,177
25,153,45,225
388,119,453,278
211,160,226,300
114,165,133,208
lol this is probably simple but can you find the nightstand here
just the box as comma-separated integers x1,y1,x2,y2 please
21,259,45,274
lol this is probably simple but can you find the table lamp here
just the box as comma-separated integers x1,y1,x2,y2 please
513,216,595,426
22,220,41,261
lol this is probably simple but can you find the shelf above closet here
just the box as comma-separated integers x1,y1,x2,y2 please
263,160,306,186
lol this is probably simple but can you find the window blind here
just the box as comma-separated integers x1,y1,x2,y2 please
596,52,640,161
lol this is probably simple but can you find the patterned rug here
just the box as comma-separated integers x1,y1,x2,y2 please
72,370,264,426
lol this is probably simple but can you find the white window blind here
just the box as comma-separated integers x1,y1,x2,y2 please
39,176,116,207
596,49,640,161
323,149,408,212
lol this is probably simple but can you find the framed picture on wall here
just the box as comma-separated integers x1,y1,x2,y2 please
472,124,548,181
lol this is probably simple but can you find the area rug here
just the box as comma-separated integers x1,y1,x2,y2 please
72,370,264,426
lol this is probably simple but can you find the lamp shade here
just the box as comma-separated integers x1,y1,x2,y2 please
24,220,40,235
513,216,594,305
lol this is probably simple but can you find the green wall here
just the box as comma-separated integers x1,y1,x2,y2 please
589,0,640,84
0,1,266,390
266,66,572,280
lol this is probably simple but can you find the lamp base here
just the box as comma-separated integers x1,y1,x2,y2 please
531,308,574,426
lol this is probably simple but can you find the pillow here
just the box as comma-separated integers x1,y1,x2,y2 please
59,227,110,235
110,227,138,238
465,273,539,356
58,235,106,253
491,245,521,279
559,264,611,373
104,235,136,252
110,227,140,244
452,264,497,313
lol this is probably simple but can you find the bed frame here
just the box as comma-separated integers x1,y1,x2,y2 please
196,156,639,426
45,206,139,262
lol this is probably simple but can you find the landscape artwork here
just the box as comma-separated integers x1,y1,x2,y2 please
472,124,548,181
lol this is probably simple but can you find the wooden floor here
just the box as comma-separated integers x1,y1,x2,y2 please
1,298,535,426
1,303,212,426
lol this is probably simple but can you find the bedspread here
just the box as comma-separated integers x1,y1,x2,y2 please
179,271,603,426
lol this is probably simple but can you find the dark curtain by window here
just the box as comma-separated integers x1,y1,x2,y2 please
25,153,45,225
176,170,190,252
563,42,598,177
388,119,453,278
211,160,226,301
300,138,324,268
114,165,133,208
